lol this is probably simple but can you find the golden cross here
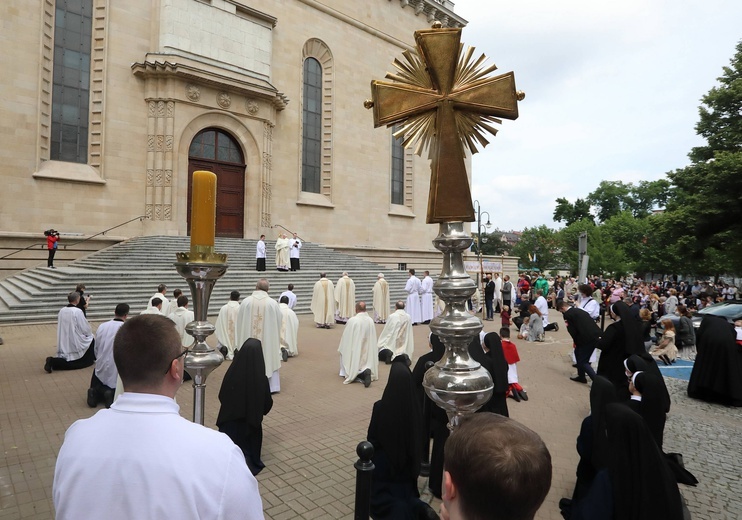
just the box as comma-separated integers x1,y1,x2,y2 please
366,26,523,223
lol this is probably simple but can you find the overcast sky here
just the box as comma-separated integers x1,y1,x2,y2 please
452,0,742,232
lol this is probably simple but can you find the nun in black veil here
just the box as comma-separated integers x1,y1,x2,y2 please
216,338,273,475
688,315,742,406
367,363,437,519
596,301,649,400
476,332,510,417
412,334,448,499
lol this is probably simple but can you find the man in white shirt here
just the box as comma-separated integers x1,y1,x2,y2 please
215,291,240,360
576,284,601,321
534,290,558,332
168,295,195,348
405,269,423,325
255,234,266,272
338,302,378,387
421,271,435,324
289,233,302,271
53,314,264,520
377,301,414,365
280,284,297,309
45,292,96,373
87,303,129,408
236,279,283,393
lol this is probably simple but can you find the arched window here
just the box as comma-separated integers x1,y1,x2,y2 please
302,58,322,193
189,129,244,164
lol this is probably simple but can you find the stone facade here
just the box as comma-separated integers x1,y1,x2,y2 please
0,0,470,266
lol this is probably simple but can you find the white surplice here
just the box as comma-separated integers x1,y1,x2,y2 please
146,292,167,311
311,278,335,326
337,312,379,384
168,306,195,348
372,278,390,323
235,290,283,392
405,276,423,324
57,306,94,361
93,318,124,388
377,309,414,362
289,238,302,258
335,275,356,321
420,275,434,322
214,300,240,358
494,276,503,308
279,302,299,357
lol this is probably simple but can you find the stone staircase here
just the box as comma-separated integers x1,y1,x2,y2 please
0,236,421,324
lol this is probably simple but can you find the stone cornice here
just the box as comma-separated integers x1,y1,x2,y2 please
131,53,288,110
393,0,467,28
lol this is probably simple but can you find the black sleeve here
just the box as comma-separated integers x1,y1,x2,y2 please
596,324,616,351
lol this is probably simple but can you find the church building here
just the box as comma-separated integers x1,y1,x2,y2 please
0,0,467,268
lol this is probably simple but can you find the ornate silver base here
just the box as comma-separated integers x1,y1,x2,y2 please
423,222,493,429
174,260,229,425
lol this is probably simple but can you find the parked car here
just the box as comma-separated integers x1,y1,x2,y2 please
691,301,742,328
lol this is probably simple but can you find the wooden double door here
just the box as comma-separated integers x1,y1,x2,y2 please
187,129,246,238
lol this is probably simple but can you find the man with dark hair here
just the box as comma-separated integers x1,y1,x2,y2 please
215,290,240,360
279,295,299,360
280,284,297,309
289,233,302,271
141,297,164,315
256,234,266,271
168,295,194,348
53,315,264,519
483,273,495,321
500,275,513,313
87,303,129,408
44,292,95,373
558,300,600,384
147,284,168,311
441,413,551,520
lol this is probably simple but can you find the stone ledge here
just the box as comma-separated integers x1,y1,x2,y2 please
388,205,416,218
32,161,106,185
296,192,335,209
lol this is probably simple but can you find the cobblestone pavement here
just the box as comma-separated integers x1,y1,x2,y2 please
0,311,740,519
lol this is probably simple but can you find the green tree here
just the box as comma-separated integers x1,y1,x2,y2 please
587,180,633,222
557,219,630,278
664,40,742,274
627,179,672,218
479,230,511,256
510,225,559,272
553,197,593,225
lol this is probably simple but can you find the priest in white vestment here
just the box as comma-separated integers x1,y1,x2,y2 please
146,284,168,310
44,292,95,372
215,291,241,360
377,301,414,364
405,269,423,325
311,273,335,328
140,298,164,315
235,279,283,392
337,302,378,387
420,271,435,324
335,272,356,324
372,273,390,323
168,295,195,348
279,296,299,359
274,234,290,271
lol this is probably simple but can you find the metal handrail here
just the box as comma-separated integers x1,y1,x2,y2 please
0,215,148,260
271,224,304,242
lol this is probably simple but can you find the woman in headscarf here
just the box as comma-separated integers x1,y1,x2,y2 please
688,315,742,407
475,332,510,416
596,301,646,400
216,338,273,475
367,363,436,519
412,333,448,499
569,404,686,520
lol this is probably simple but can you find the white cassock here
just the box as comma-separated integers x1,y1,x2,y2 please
94,318,124,389
420,275,434,322
372,279,390,323
57,306,94,361
534,296,550,327
377,309,414,362
168,306,195,348
146,292,167,311
279,302,299,357
215,300,240,359
494,276,503,308
311,278,335,326
338,312,379,384
279,290,297,309
335,275,356,322
275,237,290,270
405,276,423,324
235,290,283,392
165,298,178,318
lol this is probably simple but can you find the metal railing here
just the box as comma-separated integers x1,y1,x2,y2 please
271,224,304,242
0,215,148,261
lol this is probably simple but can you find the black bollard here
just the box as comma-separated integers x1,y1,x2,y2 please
354,441,375,520
419,360,435,477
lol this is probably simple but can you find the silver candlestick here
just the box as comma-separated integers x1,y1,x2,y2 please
423,222,494,429
174,250,228,425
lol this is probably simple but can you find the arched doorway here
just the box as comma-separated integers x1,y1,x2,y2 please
188,128,246,238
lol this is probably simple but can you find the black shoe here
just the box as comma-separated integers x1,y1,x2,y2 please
554,323,560,332
44,357,53,373
87,388,97,408
509,391,521,402
518,389,529,401
361,369,372,388
219,346,228,358
570,376,588,384
423,320,431,325
281,348,288,362
103,389,114,408
572,363,578,368
382,350,393,365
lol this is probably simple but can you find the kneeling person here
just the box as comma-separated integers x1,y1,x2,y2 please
87,304,129,408
338,302,378,387
377,301,414,365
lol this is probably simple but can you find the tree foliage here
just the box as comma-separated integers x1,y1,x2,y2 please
510,225,559,273
553,197,593,226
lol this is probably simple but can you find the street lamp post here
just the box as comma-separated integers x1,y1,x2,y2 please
473,200,491,321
